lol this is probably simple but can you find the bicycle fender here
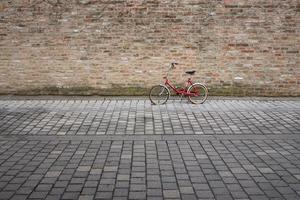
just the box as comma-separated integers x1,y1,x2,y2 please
188,83,208,91
159,84,170,94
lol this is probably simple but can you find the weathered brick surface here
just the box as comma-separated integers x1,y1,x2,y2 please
0,0,299,96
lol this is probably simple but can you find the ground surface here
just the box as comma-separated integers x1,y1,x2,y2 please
0,97,299,200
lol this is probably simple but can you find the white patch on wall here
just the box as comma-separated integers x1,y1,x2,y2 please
56,82,63,87
234,77,243,80
243,64,253,68
121,57,129,61
58,19,68,22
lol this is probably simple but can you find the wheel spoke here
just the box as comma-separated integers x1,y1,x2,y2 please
149,85,169,105
188,83,208,104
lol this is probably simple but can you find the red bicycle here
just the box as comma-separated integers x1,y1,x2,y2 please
149,62,208,105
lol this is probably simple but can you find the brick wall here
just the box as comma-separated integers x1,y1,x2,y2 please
0,0,299,96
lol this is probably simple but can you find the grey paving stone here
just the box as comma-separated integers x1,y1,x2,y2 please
61,192,80,199
36,184,53,191
104,166,118,172
45,195,61,200
90,168,102,175
29,191,48,199
78,195,94,200
180,186,194,194
163,190,180,198
66,184,83,192
9,195,28,200
114,188,129,196
77,166,91,172
128,191,146,199
117,175,130,181
163,182,178,190
130,184,146,191
49,188,65,195
258,168,274,173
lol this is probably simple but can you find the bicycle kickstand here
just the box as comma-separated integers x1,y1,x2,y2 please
180,94,184,102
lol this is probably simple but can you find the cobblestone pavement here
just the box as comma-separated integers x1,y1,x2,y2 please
0,99,299,135
0,98,299,200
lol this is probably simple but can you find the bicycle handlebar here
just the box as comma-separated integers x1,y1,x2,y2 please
166,62,179,78
170,62,179,70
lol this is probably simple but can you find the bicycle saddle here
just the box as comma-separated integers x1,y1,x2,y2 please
185,70,196,75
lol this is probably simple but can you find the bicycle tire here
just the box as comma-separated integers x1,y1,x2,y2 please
149,85,170,105
187,83,208,104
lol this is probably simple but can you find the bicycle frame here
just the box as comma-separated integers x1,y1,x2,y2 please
163,77,195,97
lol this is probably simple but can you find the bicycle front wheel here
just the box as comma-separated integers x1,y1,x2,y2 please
149,85,170,105
187,83,208,104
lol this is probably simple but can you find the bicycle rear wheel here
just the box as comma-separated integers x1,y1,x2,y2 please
187,83,208,104
149,85,170,105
